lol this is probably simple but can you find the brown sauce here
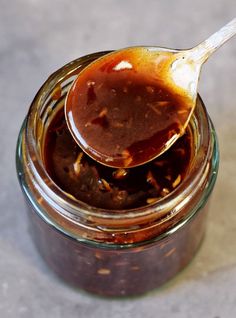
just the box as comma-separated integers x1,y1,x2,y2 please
44,107,193,210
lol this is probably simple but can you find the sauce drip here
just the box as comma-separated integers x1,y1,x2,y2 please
66,47,192,168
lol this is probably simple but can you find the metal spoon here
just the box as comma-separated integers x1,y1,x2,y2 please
65,18,236,168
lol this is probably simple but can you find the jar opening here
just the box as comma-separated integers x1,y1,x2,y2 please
17,51,218,244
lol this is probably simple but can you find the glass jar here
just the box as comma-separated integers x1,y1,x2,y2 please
16,51,219,297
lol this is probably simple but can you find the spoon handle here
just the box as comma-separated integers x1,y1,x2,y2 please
190,18,236,64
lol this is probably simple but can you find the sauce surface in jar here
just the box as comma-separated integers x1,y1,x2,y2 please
44,107,193,210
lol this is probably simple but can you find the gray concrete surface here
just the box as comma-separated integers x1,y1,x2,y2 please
0,0,236,317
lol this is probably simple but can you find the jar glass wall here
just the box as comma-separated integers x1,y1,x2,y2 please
16,51,219,296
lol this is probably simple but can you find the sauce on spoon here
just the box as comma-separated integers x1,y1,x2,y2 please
65,47,192,168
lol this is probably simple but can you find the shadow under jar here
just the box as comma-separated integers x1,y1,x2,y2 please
16,51,219,297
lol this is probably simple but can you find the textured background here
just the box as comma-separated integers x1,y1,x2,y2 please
0,0,236,317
